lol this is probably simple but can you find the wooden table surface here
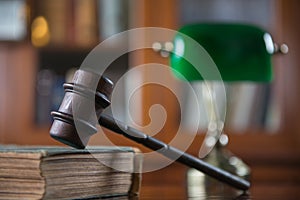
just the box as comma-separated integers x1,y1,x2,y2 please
138,161,300,199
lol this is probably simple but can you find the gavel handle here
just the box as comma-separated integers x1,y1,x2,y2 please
99,114,250,191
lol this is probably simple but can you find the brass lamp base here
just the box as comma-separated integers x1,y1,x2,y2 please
187,146,250,197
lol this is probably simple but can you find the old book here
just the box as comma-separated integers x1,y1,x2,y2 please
0,145,142,200
73,0,98,47
34,0,71,46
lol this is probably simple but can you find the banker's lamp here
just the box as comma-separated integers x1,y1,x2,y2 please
154,23,288,180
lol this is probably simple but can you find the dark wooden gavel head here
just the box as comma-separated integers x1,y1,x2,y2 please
50,69,114,149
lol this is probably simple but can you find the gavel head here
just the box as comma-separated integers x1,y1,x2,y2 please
50,69,114,149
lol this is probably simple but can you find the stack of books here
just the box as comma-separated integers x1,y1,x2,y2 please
0,145,142,199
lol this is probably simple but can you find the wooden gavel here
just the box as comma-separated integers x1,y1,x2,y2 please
50,69,250,191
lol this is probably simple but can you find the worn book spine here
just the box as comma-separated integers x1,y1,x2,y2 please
129,148,143,197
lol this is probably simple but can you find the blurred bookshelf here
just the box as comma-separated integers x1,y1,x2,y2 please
0,0,132,144
29,0,129,48
27,0,130,126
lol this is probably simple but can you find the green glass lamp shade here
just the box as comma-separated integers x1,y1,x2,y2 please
170,23,275,82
